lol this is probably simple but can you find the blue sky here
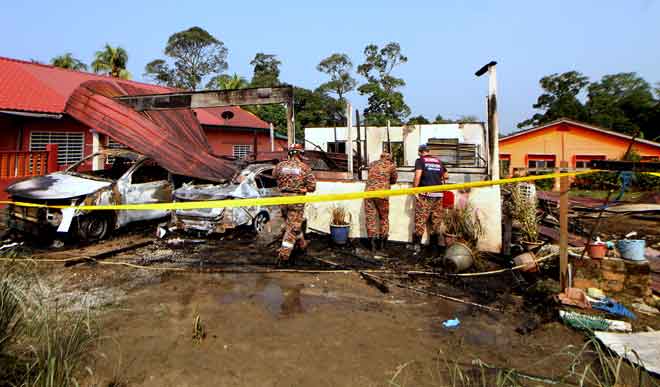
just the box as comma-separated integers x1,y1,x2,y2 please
1,0,658,133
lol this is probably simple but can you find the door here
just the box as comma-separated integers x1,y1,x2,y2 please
116,159,173,227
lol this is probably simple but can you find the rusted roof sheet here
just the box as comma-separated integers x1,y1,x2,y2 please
65,80,237,181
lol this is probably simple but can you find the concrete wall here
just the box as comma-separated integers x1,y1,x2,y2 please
305,123,486,167
305,181,502,253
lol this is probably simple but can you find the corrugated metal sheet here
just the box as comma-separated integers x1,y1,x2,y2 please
65,80,238,181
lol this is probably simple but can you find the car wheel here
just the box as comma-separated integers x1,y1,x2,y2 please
77,214,112,241
252,212,269,234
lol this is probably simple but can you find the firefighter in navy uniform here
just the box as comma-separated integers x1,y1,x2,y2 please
364,152,398,252
273,144,316,263
412,144,449,254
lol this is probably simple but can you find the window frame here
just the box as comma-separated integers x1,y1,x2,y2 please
29,131,84,165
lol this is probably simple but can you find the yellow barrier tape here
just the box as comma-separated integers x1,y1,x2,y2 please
0,170,600,211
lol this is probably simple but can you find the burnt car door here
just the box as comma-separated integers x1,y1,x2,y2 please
116,158,173,226
255,167,279,197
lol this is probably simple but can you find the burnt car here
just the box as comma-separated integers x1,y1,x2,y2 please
170,163,279,235
6,149,173,241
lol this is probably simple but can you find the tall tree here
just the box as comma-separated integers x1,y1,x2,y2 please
92,44,130,79
357,42,410,126
51,53,87,71
433,114,452,124
250,53,281,87
456,115,479,123
205,73,249,90
144,26,228,90
518,71,589,128
316,53,356,101
407,115,430,125
586,72,655,135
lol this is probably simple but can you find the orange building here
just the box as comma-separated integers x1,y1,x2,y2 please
499,118,660,177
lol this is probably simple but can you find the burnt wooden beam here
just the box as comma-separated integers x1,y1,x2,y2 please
115,86,295,145
115,87,293,110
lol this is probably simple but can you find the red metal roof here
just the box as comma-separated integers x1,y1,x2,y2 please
194,106,270,129
0,56,173,114
0,56,272,130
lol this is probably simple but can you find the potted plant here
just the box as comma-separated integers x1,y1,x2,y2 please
442,203,484,273
509,183,542,251
329,206,351,245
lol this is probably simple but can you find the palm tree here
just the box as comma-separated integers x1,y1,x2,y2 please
92,44,130,79
205,73,249,90
51,53,88,71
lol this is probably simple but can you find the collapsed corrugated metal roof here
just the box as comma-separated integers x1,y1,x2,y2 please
65,80,238,182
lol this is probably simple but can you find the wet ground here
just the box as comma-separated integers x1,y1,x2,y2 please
5,217,659,386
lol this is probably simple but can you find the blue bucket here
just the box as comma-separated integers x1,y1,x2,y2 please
616,239,646,261
330,224,350,245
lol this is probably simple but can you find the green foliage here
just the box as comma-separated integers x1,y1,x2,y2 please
520,71,660,140
433,114,453,124
205,73,249,90
92,44,130,79
357,42,410,125
250,53,281,88
406,115,430,125
50,53,87,71
587,72,656,136
518,71,589,128
533,173,555,191
247,87,342,140
0,275,23,354
145,26,228,90
316,53,356,102
24,309,96,387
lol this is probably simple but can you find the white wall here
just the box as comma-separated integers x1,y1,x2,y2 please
304,122,501,253
305,181,502,253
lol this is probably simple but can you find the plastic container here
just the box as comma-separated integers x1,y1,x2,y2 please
513,252,539,273
442,191,455,208
587,243,607,259
444,242,474,273
616,239,646,261
330,224,350,245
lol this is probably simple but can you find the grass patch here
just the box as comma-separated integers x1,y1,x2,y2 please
0,261,99,387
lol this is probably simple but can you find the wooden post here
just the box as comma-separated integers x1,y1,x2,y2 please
559,160,569,290
269,123,275,152
286,102,294,145
355,109,362,178
346,102,353,177
253,129,258,160
46,144,58,173
386,120,392,154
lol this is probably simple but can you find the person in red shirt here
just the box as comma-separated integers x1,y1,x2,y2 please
412,144,449,254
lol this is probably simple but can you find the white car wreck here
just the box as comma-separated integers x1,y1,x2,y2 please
6,149,173,241
170,164,279,235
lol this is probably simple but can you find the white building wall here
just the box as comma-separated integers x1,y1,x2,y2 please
305,123,485,167
303,122,501,253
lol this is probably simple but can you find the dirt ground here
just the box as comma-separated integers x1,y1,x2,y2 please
4,216,659,386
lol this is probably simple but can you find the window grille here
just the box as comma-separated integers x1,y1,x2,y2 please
29,131,84,165
233,144,252,159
